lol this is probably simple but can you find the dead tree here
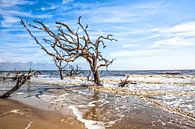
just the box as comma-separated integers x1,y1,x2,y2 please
119,75,137,87
119,76,130,87
20,17,117,86
0,70,36,98
87,70,103,82
64,65,82,77
53,57,68,80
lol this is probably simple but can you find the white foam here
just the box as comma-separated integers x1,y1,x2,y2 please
16,92,24,95
10,109,25,115
39,94,57,103
10,109,20,113
53,94,68,102
68,105,105,129
25,121,32,129
30,76,92,86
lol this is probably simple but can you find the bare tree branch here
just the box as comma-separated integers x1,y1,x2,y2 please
21,17,117,85
0,69,36,98
53,57,68,80
64,64,82,77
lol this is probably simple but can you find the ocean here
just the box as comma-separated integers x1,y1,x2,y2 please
1,70,195,77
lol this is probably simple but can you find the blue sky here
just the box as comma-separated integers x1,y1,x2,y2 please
0,0,195,70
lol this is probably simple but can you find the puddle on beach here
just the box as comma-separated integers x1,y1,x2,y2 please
1,80,195,129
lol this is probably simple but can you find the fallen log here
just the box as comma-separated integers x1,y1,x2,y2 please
0,70,36,98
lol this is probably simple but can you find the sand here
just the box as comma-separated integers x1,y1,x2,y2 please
1,75,195,129
0,99,85,129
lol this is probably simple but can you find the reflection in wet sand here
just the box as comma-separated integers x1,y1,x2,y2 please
0,99,85,129
84,90,100,121
1,76,195,129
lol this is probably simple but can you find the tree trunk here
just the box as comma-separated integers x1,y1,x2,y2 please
0,70,36,98
87,59,102,86
59,68,63,80
93,70,102,86
0,80,22,98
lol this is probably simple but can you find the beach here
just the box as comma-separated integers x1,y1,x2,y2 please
1,0,195,128
0,73,195,129
0,98,85,129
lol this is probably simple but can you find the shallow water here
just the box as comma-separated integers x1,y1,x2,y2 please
1,77,195,129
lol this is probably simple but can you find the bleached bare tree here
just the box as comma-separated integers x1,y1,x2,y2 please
20,16,117,85
53,57,68,80
64,64,82,77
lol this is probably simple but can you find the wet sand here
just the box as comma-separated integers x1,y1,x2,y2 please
0,99,85,129
1,76,195,129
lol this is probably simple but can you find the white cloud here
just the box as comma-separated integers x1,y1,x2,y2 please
153,37,195,47
0,0,51,28
70,1,165,24
0,9,52,18
110,52,195,70
152,22,195,47
122,43,136,48
0,58,4,63
41,4,59,11
109,49,168,58
0,0,34,7
79,6,138,23
1,16,19,27
63,0,74,4
0,10,51,27
153,22,195,33
0,46,51,63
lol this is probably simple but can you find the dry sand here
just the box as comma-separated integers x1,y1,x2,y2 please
0,98,85,129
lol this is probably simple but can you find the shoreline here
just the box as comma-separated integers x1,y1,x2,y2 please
0,98,85,129
1,74,195,129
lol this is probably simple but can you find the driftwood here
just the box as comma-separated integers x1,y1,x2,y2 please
21,16,117,86
0,72,22,81
0,70,36,98
118,75,137,87
0,76,17,81
118,76,130,87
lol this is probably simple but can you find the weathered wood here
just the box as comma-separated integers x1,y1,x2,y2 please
20,17,117,86
0,70,36,98
118,76,137,87
64,65,82,77
53,57,68,80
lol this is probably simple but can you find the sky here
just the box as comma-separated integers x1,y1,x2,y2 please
0,0,195,70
